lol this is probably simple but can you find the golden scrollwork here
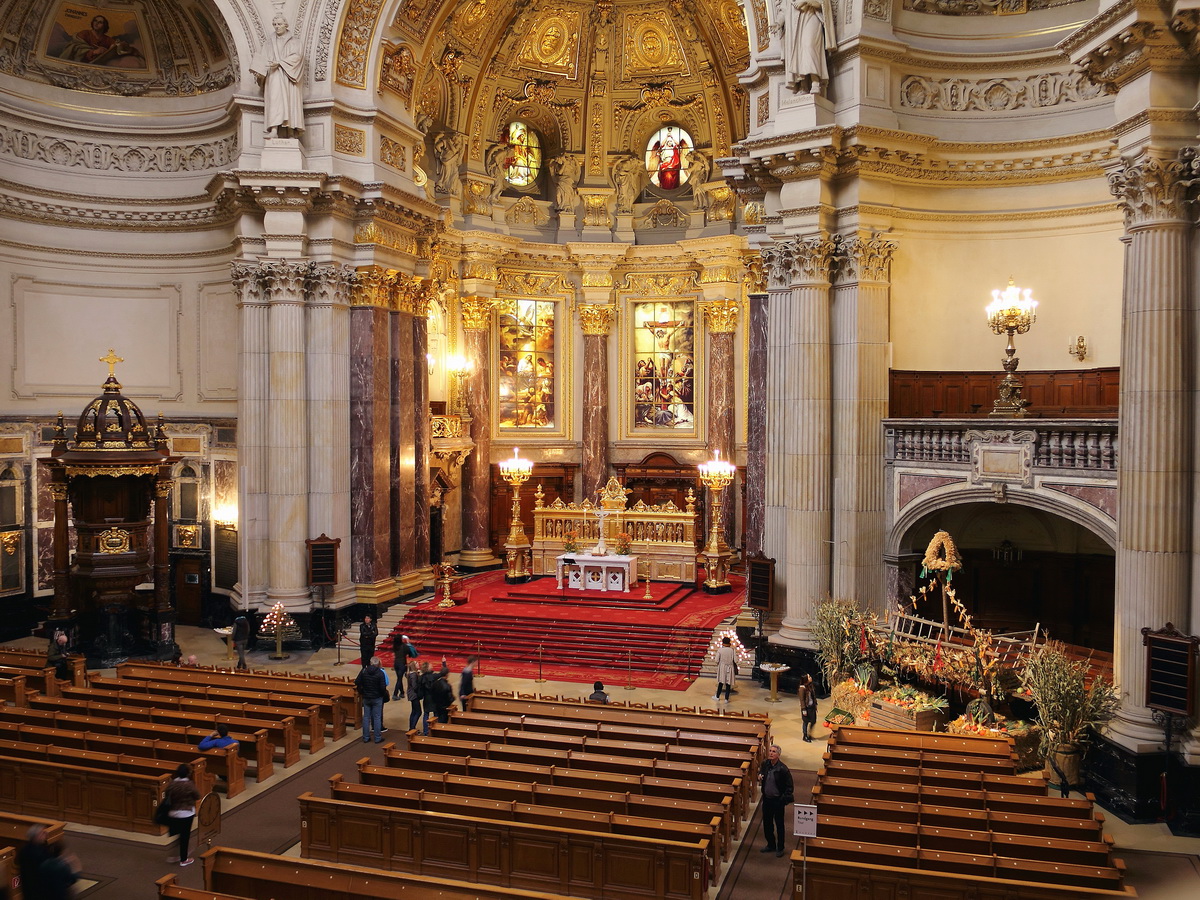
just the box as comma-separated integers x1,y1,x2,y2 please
48,484,68,502
498,271,568,296
156,481,173,500
431,415,464,438
334,125,366,156
702,298,741,333
621,271,699,295
462,178,493,216
578,304,617,335
506,196,550,226
581,193,612,228
0,532,18,556
744,255,767,293
97,527,131,554
352,265,393,307
700,264,744,284
517,9,583,77
65,465,159,478
581,270,614,288
379,136,407,171
177,525,199,548
335,0,387,88
355,223,418,255
621,10,687,80
461,297,496,330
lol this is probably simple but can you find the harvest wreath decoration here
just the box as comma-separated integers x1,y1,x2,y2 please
921,530,963,581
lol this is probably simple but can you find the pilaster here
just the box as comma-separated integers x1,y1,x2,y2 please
232,262,269,609
459,295,501,569
745,253,769,559
579,303,617,498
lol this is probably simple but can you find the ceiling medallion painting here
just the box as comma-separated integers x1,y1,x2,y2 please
620,9,689,81
516,8,583,79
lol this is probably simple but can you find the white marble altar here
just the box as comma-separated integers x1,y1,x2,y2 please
556,553,637,593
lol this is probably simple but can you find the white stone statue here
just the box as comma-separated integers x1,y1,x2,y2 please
612,153,643,214
774,0,836,95
251,14,305,138
550,154,580,212
685,149,711,210
485,141,509,204
433,131,465,196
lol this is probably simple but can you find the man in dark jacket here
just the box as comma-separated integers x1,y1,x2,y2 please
231,615,250,670
359,615,378,665
458,655,478,710
759,744,794,858
431,666,455,725
354,656,388,743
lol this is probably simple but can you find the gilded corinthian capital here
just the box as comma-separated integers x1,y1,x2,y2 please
702,298,741,333
1109,149,1200,228
461,297,496,330
844,234,898,284
578,303,616,335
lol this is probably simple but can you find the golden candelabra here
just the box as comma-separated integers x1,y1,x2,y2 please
447,354,472,415
499,447,533,583
986,277,1038,418
698,449,736,593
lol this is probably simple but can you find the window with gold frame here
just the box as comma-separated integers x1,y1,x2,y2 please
632,299,695,429
497,298,556,429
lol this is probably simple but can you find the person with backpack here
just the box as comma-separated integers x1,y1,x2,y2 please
798,672,818,742
418,658,448,735
354,656,389,743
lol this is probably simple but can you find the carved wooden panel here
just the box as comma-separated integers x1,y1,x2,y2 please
890,368,1119,418
490,462,577,554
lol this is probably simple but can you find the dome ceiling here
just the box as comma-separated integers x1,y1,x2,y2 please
0,0,236,95
381,0,751,175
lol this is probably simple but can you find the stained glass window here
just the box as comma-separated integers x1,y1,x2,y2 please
632,300,695,429
504,121,542,188
644,125,694,190
498,299,555,429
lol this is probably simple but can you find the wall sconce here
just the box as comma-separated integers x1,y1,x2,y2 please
447,354,473,414
1068,335,1087,361
426,352,435,374
212,504,238,529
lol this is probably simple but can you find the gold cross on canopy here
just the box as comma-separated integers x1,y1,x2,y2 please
99,349,124,378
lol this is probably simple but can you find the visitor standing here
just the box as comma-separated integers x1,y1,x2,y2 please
404,660,423,731
38,840,81,900
759,745,794,858
359,615,378,665
393,634,418,699
231,615,250,670
18,824,51,898
355,656,388,743
798,673,818,742
458,655,478,709
431,660,454,725
714,635,737,701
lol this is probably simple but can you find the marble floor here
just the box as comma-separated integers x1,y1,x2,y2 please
6,613,1200,899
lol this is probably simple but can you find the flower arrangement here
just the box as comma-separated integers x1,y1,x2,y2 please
562,529,579,553
614,531,632,555
873,684,949,713
1020,640,1119,760
812,598,879,684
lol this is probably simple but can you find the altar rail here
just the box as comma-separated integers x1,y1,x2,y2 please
530,488,698,583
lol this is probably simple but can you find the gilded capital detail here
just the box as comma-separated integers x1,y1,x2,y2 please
743,256,766,293
353,265,394,307
578,303,616,335
461,297,496,330
1109,150,1200,227
702,299,741,333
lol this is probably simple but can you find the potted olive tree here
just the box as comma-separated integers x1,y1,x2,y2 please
1020,641,1119,794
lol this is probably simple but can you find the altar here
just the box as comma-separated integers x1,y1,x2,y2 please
556,553,637,593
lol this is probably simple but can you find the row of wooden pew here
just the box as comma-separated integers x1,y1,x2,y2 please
0,658,359,836
292,692,768,900
800,725,1136,899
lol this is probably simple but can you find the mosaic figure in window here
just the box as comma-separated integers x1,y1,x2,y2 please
498,299,556,429
645,125,693,190
633,301,695,429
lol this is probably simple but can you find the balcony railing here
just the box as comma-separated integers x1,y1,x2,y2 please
884,419,1118,472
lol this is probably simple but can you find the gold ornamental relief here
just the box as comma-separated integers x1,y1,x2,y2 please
517,10,583,78
0,532,18,556
578,304,617,335
97,527,131,555
336,0,387,88
581,271,614,288
498,271,570,296
380,136,407,171
620,10,688,80
334,125,366,156
622,271,698,295
461,297,497,331
702,298,741,333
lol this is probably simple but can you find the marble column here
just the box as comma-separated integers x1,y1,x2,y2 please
306,265,354,603
745,288,768,558
831,235,896,612
1107,152,1194,750
349,268,397,601
390,303,416,579
766,236,837,645
232,262,269,608
459,297,500,569
413,295,431,573
263,261,311,610
704,298,740,548
578,304,616,498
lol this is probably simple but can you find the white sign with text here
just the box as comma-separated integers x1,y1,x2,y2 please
793,803,817,837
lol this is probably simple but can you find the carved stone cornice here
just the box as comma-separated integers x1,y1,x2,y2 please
578,303,616,336
842,234,898,284
567,243,629,288
1108,149,1200,227
702,299,741,333
1061,0,1194,94
461,297,497,331
462,243,502,283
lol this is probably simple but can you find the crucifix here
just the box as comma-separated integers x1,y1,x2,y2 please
591,503,610,556
99,348,124,383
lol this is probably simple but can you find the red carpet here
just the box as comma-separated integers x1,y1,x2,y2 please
376,570,745,690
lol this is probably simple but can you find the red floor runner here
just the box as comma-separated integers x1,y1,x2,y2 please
375,570,745,690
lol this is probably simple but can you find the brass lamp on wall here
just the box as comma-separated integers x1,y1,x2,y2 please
986,277,1038,417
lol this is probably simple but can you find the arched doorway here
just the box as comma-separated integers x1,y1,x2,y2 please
898,503,1114,652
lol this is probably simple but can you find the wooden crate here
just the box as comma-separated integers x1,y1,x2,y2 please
868,701,946,733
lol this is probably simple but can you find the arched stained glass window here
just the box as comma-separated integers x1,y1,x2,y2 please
503,121,542,187
498,299,555,429
644,125,693,190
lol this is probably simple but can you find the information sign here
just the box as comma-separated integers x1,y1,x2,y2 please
793,803,817,837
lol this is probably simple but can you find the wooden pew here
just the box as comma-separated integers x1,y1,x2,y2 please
826,743,1019,776
29,694,301,768
0,718,245,798
0,704,273,782
816,793,917,825
0,664,58,698
0,752,170,834
0,649,86,688
299,792,708,900
0,675,27,707
831,725,1016,761
63,684,324,754
116,661,359,730
173,847,600,900
819,759,1046,796
100,672,347,741
790,851,1137,899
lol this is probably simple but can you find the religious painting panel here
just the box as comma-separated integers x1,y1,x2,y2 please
644,124,695,191
497,298,556,430
44,3,149,69
632,300,696,430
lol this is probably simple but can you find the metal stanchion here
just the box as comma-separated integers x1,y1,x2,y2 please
535,643,546,683
624,649,635,691
475,640,484,678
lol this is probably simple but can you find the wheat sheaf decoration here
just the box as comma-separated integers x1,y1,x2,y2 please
922,530,963,580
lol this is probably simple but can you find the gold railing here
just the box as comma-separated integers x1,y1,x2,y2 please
530,477,699,582
431,415,463,438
